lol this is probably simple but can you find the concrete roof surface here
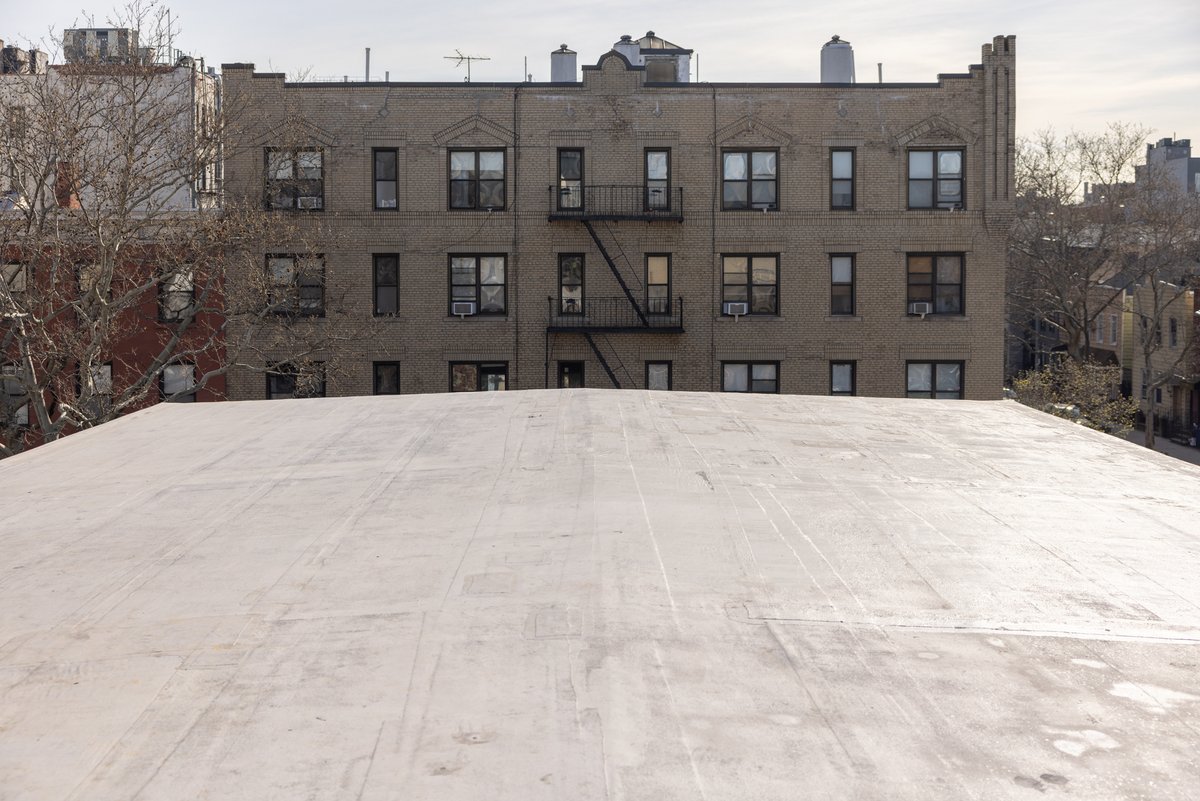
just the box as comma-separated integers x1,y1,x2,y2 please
1,390,1199,801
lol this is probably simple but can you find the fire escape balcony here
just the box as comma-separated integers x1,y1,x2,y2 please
548,185,684,222
547,296,684,333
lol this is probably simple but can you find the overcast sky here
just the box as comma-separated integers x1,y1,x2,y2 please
5,0,1199,142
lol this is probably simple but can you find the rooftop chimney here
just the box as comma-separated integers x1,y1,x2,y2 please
551,44,577,82
820,35,855,83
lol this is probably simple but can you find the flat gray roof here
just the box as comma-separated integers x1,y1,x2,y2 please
2,390,1199,800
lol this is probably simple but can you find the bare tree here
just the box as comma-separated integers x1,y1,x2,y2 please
0,3,370,457
1008,123,1151,364
1007,123,1200,448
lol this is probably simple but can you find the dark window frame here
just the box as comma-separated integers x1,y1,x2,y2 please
1,262,29,294
830,361,856,396
373,253,399,316
644,148,671,211
830,148,855,210
721,361,780,394
160,362,197,403
721,253,779,316
907,148,965,210
448,148,506,211
266,254,326,317
557,148,583,211
264,147,325,211
645,360,672,391
645,253,671,315
1,363,29,427
558,253,584,315
373,361,401,395
830,253,855,316
905,360,964,399
557,360,585,388
721,149,779,211
372,147,399,210
158,267,196,323
266,361,326,399
447,253,507,316
449,361,509,392
906,253,964,316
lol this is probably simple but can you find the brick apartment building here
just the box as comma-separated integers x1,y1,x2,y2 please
0,31,224,452
222,32,1016,400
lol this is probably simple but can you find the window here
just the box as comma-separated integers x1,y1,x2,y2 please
645,59,675,82
831,149,854,209
373,148,398,209
557,149,582,210
1,364,28,427
908,149,963,209
373,254,399,315
722,362,778,393
267,255,324,316
1,263,27,293
1093,316,1103,344
161,363,196,402
906,361,963,399
80,362,113,417
449,255,505,315
722,150,777,210
559,254,583,314
1141,369,1148,400
557,361,584,388
265,148,323,210
646,254,670,314
450,362,507,392
449,149,505,210
77,263,111,301
722,255,778,315
645,149,670,210
646,361,672,391
907,254,963,315
1110,313,1118,345
1155,387,1162,404
1170,317,1178,347
830,361,856,396
266,362,325,399
373,362,400,395
830,254,855,316
159,268,194,322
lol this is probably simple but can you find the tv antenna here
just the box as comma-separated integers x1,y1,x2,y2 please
444,49,490,82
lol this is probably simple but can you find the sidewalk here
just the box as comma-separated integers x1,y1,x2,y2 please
1125,430,1200,467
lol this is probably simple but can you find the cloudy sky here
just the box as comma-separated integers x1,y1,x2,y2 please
5,0,1199,140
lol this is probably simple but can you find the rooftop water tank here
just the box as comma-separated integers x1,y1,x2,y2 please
820,35,855,83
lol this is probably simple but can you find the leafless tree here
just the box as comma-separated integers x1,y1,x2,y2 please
1007,123,1200,448
0,2,370,457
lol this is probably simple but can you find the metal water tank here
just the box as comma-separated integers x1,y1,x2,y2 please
820,35,855,83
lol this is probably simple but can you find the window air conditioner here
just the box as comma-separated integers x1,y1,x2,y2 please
909,302,932,316
451,301,477,317
723,302,749,316
297,196,322,210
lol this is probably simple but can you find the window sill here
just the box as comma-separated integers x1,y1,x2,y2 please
906,314,968,321
445,314,509,320
825,315,862,322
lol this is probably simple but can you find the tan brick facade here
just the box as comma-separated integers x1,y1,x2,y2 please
221,35,1016,400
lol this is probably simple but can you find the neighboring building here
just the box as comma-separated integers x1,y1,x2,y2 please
1136,137,1200,197
222,32,1016,400
0,30,225,451
1130,279,1198,438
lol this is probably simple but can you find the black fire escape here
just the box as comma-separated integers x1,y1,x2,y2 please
546,185,684,388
